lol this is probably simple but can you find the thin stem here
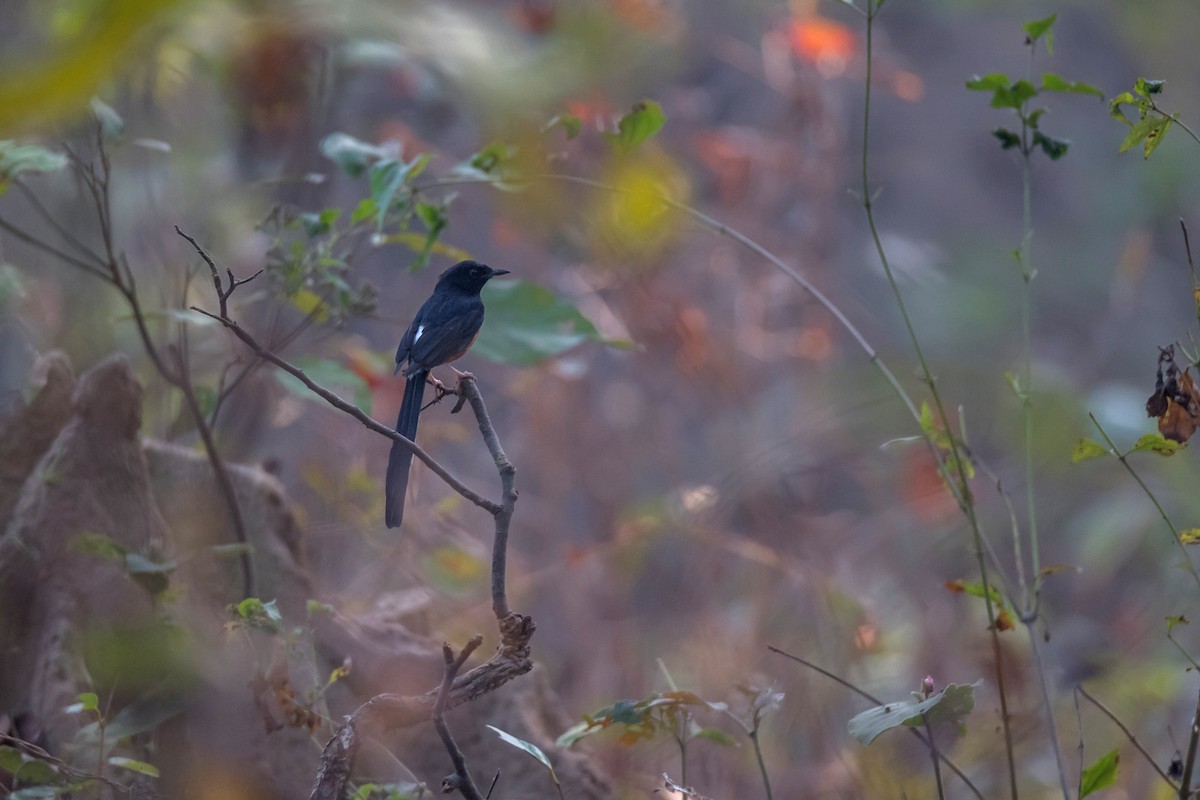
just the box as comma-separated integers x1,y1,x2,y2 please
1089,413,1200,591
1026,620,1069,800
1179,682,1200,800
767,646,986,800
748,728,773,800
922,715,946,800
1019,42,1041,592
860,5,1018,794
0,214,110,280
1075,685,1176,789
1149,102,1200,147
1180,220,1200,339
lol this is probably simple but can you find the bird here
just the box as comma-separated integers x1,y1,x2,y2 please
385,259,510,528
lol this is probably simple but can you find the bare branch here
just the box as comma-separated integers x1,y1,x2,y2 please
435,636,486,800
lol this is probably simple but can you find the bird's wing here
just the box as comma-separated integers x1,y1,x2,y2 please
407,301,485,369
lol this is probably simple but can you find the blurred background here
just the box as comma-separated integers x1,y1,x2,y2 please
4,0,1200,797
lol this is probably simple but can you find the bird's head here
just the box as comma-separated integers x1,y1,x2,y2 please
438,260,511,292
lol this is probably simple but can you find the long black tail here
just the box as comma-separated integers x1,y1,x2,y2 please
385,370,427,528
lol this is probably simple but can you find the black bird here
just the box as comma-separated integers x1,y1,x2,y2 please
385,260,510,528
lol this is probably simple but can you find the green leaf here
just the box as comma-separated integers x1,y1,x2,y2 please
1180,529,1200,545
992,128,1022,150
919,401,935,436
1079,749,1119,797
965,73,1010,92
107,757,160,778
543,113,582,139
605,100,667,155
229,597,283,632
1134,78,1165,97
848,681,981,745
1118,115,1172,157
320,132,388,178
945,579,1005,607
455,141,516,178
1040,73,1104,98
369,159,407,229
1143,116,1173,159
0,746,59,785
694,727,738,747
1032,131,1070,160
486,725,556,773
994,80,1038,110
275,355,372,412
1167,615,1190,633
76,692,99,713
474,280,616,366
0,141,68,183
1022,14,1056,52
89,97,125,139
1131,433,1180,456
1108,92,1138,124
410,201,450,270
1071,438,1109,462
350,197,377,225
299,208,341,238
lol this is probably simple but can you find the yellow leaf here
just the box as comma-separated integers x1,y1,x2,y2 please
289,288,328,322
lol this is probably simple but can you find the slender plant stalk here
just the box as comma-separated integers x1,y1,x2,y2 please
1026,621,1069,800
747,728,773,800
921,715,946,800
859,3,1018,795
1179,683,1200,800
1088,414,1200,591
1075,686,1176,789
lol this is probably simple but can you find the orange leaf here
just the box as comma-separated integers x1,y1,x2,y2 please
788,18,856,65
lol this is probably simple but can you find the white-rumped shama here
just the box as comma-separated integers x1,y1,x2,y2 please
385,259,510,528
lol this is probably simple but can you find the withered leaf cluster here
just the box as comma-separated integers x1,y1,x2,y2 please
1146,345,1200,444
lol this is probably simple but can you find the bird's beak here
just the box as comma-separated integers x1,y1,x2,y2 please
490,268,511,277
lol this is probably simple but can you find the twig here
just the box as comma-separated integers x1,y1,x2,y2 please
1088,413,1200,591
435,636,486,800
0,733,130,794
767,646,986,800
1075,685,1176,789
1179,683,1200,799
